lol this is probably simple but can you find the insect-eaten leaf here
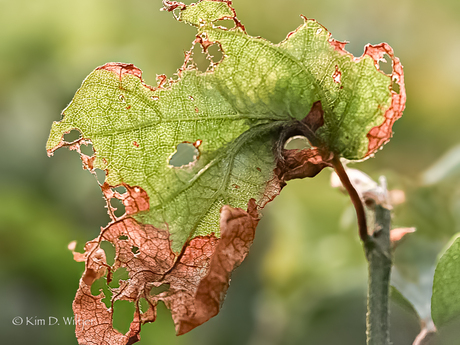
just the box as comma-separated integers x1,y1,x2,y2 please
46,0,405,343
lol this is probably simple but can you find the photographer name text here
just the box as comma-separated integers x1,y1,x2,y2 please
12,316,95,328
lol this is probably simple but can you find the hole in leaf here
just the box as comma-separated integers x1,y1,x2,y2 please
80,142,94,156
332,65,341,84
192,44,209,72
150,301,177,334
213,19,235,29
131,246,140,254
90,277,105,296
191,43,223,71
284,136,312,150
150,283,170,296
94,168,106,184
169,142,199,167
110,197,126,218
379,54,392,75
113,300,135,334
170,7,182,19
118,235,128,240
392,78,400,94
139,298,150,313
100,241,115,266
207,44,223,64
108,267,129,288
64,129,81,142
102,291,112,309
90,277,112,308
113,185,127,194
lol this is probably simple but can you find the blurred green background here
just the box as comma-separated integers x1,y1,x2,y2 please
1,0,460,344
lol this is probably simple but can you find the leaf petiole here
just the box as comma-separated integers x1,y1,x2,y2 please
331,154,368,242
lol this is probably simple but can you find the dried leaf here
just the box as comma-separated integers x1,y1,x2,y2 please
46,0,405,343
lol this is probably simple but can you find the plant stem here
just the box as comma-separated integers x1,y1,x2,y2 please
365,204,392,345
331,156,392,345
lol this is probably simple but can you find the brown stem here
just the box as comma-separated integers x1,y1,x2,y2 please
331,154,368,242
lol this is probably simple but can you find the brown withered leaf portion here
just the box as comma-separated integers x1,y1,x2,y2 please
361,43,406,156
175,199,259,334
73,194,260,343
277,148,332,182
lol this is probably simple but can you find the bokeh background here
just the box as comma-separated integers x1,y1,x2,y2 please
1,0,460,344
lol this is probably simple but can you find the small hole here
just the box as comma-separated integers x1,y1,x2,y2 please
139,298,150,313
170,7,182,19
379,54,392,75
90,277,112,308
150,283,170,296
100,241,115,266
112,300,135,334
108,267,129,288
63,129,81,142
208,44,223,64
110,198,126,218
213,19,235,29
169,142,199,167
391,78,400,94
95,168,106,184
80,142,94,156
192,44,209,72
113,185,127,194
118,235,128,240
131,246,139,254
284,136,312,150
90,277,105,296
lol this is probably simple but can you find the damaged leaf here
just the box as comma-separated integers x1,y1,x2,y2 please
46,0,405,343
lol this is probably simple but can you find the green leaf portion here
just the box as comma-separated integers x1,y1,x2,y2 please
200,21,392,159
180,0,234,25
432,235,460,326
432,234,460,328
47,66,284,253
277,24,392,159
47,0,399,253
